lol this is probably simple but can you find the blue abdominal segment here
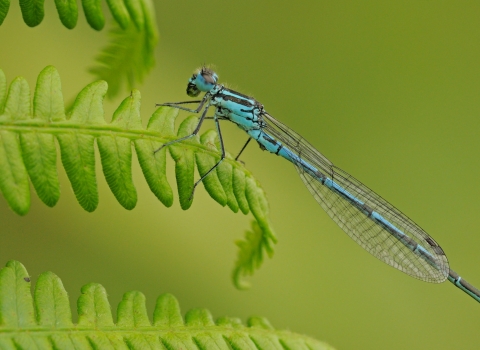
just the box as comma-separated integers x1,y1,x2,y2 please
249,127,440,269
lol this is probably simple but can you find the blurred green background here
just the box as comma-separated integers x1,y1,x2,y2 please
1,1,480,349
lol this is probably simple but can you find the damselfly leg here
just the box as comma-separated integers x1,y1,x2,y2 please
153,102,210,153
155,92,210,113
154,97,228,200
189,116,226,200
195,117,251,163
235,137,252,162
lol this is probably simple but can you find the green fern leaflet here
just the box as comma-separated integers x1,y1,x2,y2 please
0,66,276,289
0,260,334,350
0,0,159,99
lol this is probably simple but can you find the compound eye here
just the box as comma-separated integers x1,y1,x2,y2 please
202,73,215,84
186,83,200,97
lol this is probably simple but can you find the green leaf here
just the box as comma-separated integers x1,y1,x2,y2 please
0,67,277,287
106,0,130,29
246,176,276,253
142,0,158,63
0,261,336,349
0,77,32,214
196,130,241,212
34,271,72,328
169,116,199,210
117,291,150,327
104,0,158,98
135,107,175,208
185,308,215,327
217,155,239,212
20,131,60,207
2,1,159,100
57,132,98,212
187,309,232,350
20,66,63,207
233,167,250,215
19,0,44,27
4,77,30,121
153,293,184,327
233,220,277,290
0,69,6,113
78,283,114,327
90,16,158,99
33,65,66,122
81,0,104,30
248,316,274,329
98,134,137,209
97,92,141,210
68,80,107,124
57,80,108,212
0,130,30,215
0,0,9,26
124,0,144,30
54,0,78,29
196,129,227,206
223,329,259,350
0,261,35,327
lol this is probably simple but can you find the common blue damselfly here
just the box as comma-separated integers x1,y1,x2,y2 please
155,67,480,303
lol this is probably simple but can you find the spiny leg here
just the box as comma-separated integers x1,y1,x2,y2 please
205,116,228,120
235,137,252,162
156,100,201,106
155,93,210,113
189,116,226,200
154,104,210,153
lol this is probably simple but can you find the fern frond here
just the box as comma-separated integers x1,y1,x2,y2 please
0,0,159,99
0,260,335,350
1,0,146,30
89,0,158,99
233,221,277,290
0,66,275,288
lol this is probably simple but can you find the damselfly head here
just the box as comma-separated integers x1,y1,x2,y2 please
186,67,218,97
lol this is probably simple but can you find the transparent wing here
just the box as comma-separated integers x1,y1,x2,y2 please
262,112,449,283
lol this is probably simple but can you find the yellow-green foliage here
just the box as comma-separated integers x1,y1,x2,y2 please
0,260,334,350
0,66,276,288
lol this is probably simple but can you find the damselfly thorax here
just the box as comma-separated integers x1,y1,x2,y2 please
210,85,266,131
